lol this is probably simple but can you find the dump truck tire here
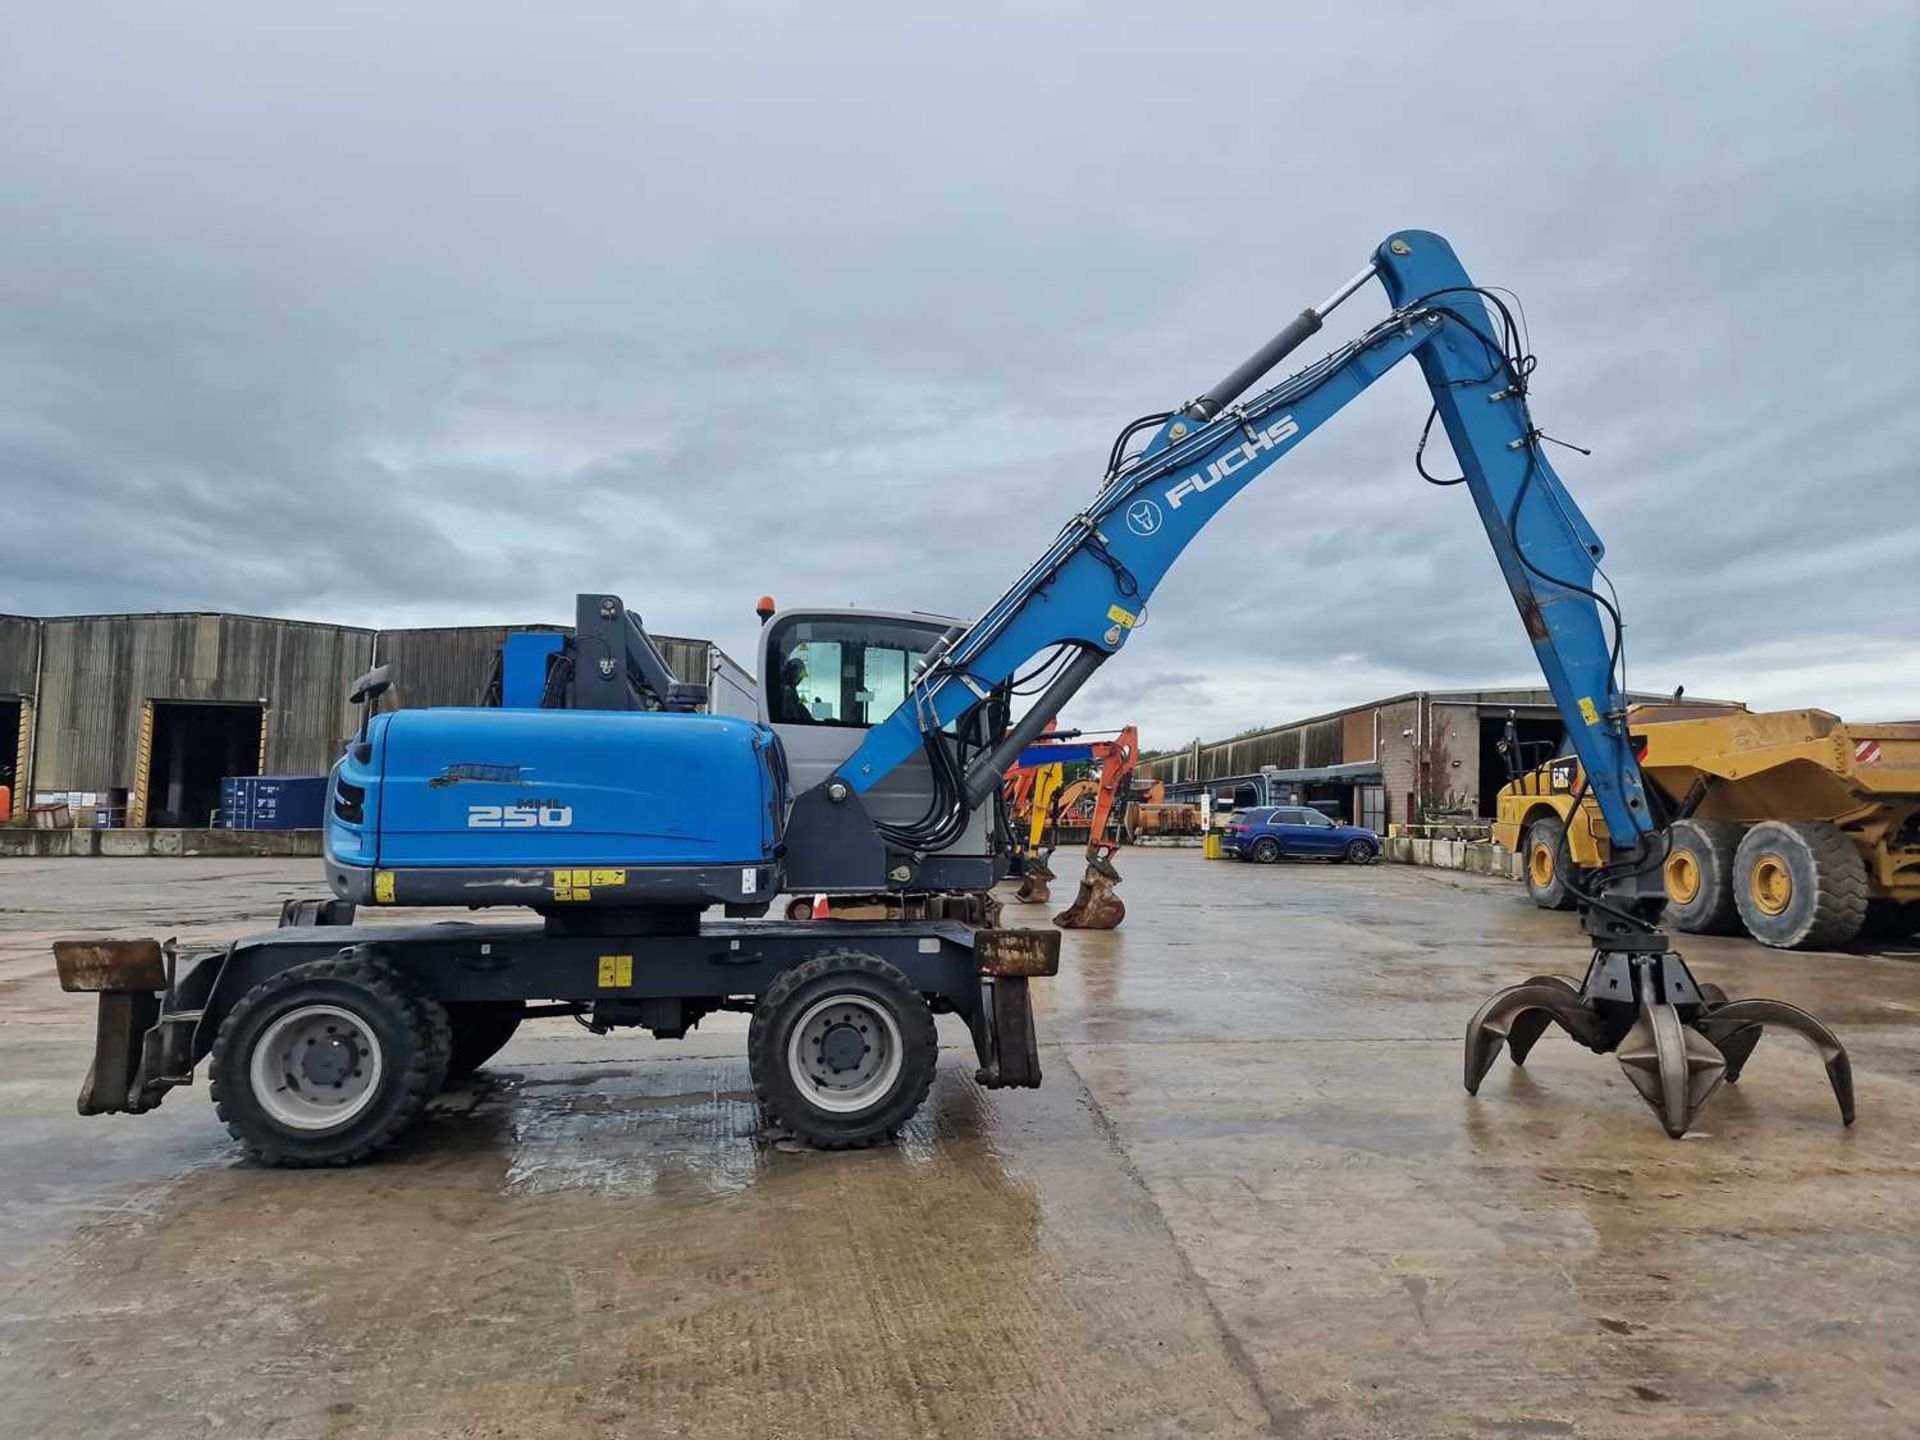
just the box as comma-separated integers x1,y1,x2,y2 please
210,953,442,1167
1733,819,1869,950
748,951,937,1150
1522,816,1578,910
444,1002,523,1080
1662,819,1744,933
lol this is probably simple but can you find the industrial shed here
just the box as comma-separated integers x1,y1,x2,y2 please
1143,688,1740,832
0,611,738,829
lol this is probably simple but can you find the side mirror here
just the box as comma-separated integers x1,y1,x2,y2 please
349,665,393,705
349,664,394,763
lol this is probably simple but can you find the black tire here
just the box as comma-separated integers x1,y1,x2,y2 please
1661,819,1744,933
747,951,937,1149
444,1002,524,1080
209,953,442,1167
1522,815,1577,911
1343,838,1377,865
1733,819,1869,950
1250,837,1282,865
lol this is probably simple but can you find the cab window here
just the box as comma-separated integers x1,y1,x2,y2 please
768,617,936,728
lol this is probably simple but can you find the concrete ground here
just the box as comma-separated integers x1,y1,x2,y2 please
1,853,1915,1440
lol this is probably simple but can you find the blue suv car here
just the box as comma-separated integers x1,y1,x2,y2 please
1223,806,1379,865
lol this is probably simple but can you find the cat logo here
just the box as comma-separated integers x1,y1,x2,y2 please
467,803,573,829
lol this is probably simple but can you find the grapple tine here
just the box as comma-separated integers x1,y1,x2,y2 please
1616,997,1726,1139
1054,862,1124,930
1713,1023,1764,1083
1697,998,1855,1126
1463,982,1600,1094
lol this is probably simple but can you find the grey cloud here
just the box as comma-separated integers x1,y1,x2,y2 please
1,1,1914,743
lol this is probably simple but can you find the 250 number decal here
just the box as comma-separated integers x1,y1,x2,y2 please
467,803,573,829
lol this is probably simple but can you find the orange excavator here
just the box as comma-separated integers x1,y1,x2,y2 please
1002,726,1139,928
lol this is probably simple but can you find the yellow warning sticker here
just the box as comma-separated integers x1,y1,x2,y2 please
1578,696,1600,725
597,954,633,988
591,868,625,888
374,870,395,904
553,867,593,902
1106,605,1136,630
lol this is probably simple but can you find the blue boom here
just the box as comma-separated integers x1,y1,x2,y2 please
835,230,1653,852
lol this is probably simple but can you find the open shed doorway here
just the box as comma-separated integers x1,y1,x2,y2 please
0,699,21,820
1478,714,1563,817
144,701,262,828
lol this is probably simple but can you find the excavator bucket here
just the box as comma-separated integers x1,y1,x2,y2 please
1014,850,1056,905
1054,853,1124,930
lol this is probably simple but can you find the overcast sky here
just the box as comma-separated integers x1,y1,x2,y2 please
2,2,1915,746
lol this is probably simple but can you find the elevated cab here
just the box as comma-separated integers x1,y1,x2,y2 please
326,707,786,912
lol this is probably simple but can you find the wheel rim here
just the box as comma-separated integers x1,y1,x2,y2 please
1665,849,1701,904
1348,841,1371,863
786,993,904,1115
1255,840,1277,861
249,1003,384,1132
1750,855,1793,916
1529,842,1555,888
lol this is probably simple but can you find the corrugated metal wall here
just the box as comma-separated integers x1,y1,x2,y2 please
10,610,747,802
374,626,536,711
0,616,41,696
29,614,374,792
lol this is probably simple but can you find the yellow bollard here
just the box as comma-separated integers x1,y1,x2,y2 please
1203,832,1223,860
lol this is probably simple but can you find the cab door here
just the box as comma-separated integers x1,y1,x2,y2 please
758,609,988,856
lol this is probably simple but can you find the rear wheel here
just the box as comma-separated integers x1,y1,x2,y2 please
444,1002,523,1080
1733,820,1869,950
1250,837,1282,864
210,953,442,1167
1661,819,1744,933
748,952,937,1149
1522,815,1577,910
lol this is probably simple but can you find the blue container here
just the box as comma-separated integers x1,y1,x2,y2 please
221,774,330,831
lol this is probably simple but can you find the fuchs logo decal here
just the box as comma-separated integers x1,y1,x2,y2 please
1165,415,1300,508
468,803,573,829
1125,498,1163,537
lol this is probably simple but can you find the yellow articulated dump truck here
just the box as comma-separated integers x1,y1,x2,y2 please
1494,707,1920,949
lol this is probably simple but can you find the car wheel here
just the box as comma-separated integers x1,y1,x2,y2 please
1344,838,1376,865
1250,837,1282,864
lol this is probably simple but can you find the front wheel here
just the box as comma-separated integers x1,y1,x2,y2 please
748,952,938,1149
1250,837,1282,865
1522,816,1577,911
209,953,444,1167
1342,838,1377,865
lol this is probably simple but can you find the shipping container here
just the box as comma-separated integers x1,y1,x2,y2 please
220,774,330,830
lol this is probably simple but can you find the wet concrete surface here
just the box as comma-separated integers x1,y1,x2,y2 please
1,853,1915,1438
